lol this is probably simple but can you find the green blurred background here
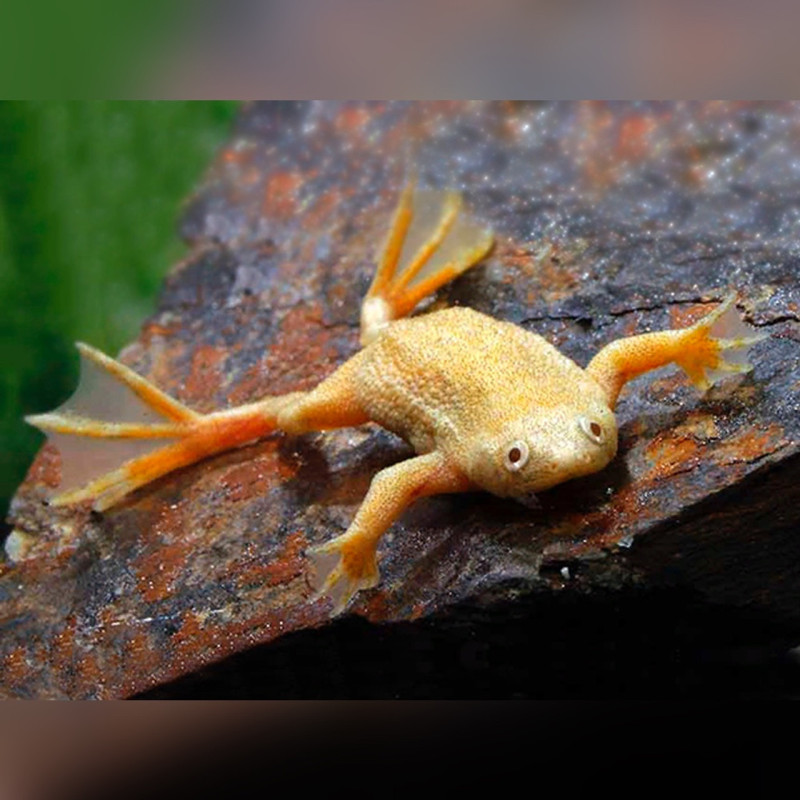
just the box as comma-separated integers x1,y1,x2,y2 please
0,101,239,534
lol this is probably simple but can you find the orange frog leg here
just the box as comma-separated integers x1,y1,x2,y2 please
26,343,369,511
307,451,470,616
360,183,493,344
586,293,768,409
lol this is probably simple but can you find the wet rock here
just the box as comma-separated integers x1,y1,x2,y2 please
3,102,800,698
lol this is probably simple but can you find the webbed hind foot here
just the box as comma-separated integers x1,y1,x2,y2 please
360,182,493,345
26,342,288,510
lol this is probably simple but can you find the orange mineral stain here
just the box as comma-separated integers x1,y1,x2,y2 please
262,170,304,220
183,345,229,409
135,540,191,604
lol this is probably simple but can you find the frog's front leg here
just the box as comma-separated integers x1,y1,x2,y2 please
586,294,767,408
308,451,470,615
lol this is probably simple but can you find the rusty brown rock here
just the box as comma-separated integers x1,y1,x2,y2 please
3,101,800,698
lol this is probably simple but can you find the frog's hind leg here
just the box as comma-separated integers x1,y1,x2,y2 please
25,343,303,511
360,183,494,345
306,451,470,616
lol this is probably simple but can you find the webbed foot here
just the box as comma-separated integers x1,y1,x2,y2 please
360,182,493,345
676,293,769,391
306,534,380,616
304,453,463,614
26,342,282,510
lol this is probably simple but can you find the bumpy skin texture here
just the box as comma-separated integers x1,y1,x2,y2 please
25,187,764,615
356,307,618,493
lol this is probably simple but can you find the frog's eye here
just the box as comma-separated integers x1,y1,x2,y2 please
503,440,530,472
578,416,604,445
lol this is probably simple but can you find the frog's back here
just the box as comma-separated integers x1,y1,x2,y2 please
355,306,600,451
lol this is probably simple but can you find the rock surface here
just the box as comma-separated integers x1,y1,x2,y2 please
3,101,800,698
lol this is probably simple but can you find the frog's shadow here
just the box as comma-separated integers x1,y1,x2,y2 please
276,426,633,532
277,428,414,509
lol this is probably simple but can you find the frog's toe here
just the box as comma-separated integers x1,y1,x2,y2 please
678,293,768,391
705,297,768,386
306,536,380,616
360,185,493,345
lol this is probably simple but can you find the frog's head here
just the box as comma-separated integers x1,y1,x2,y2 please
465,404,618,500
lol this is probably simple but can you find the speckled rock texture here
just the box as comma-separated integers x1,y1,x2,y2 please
3,102,800,698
